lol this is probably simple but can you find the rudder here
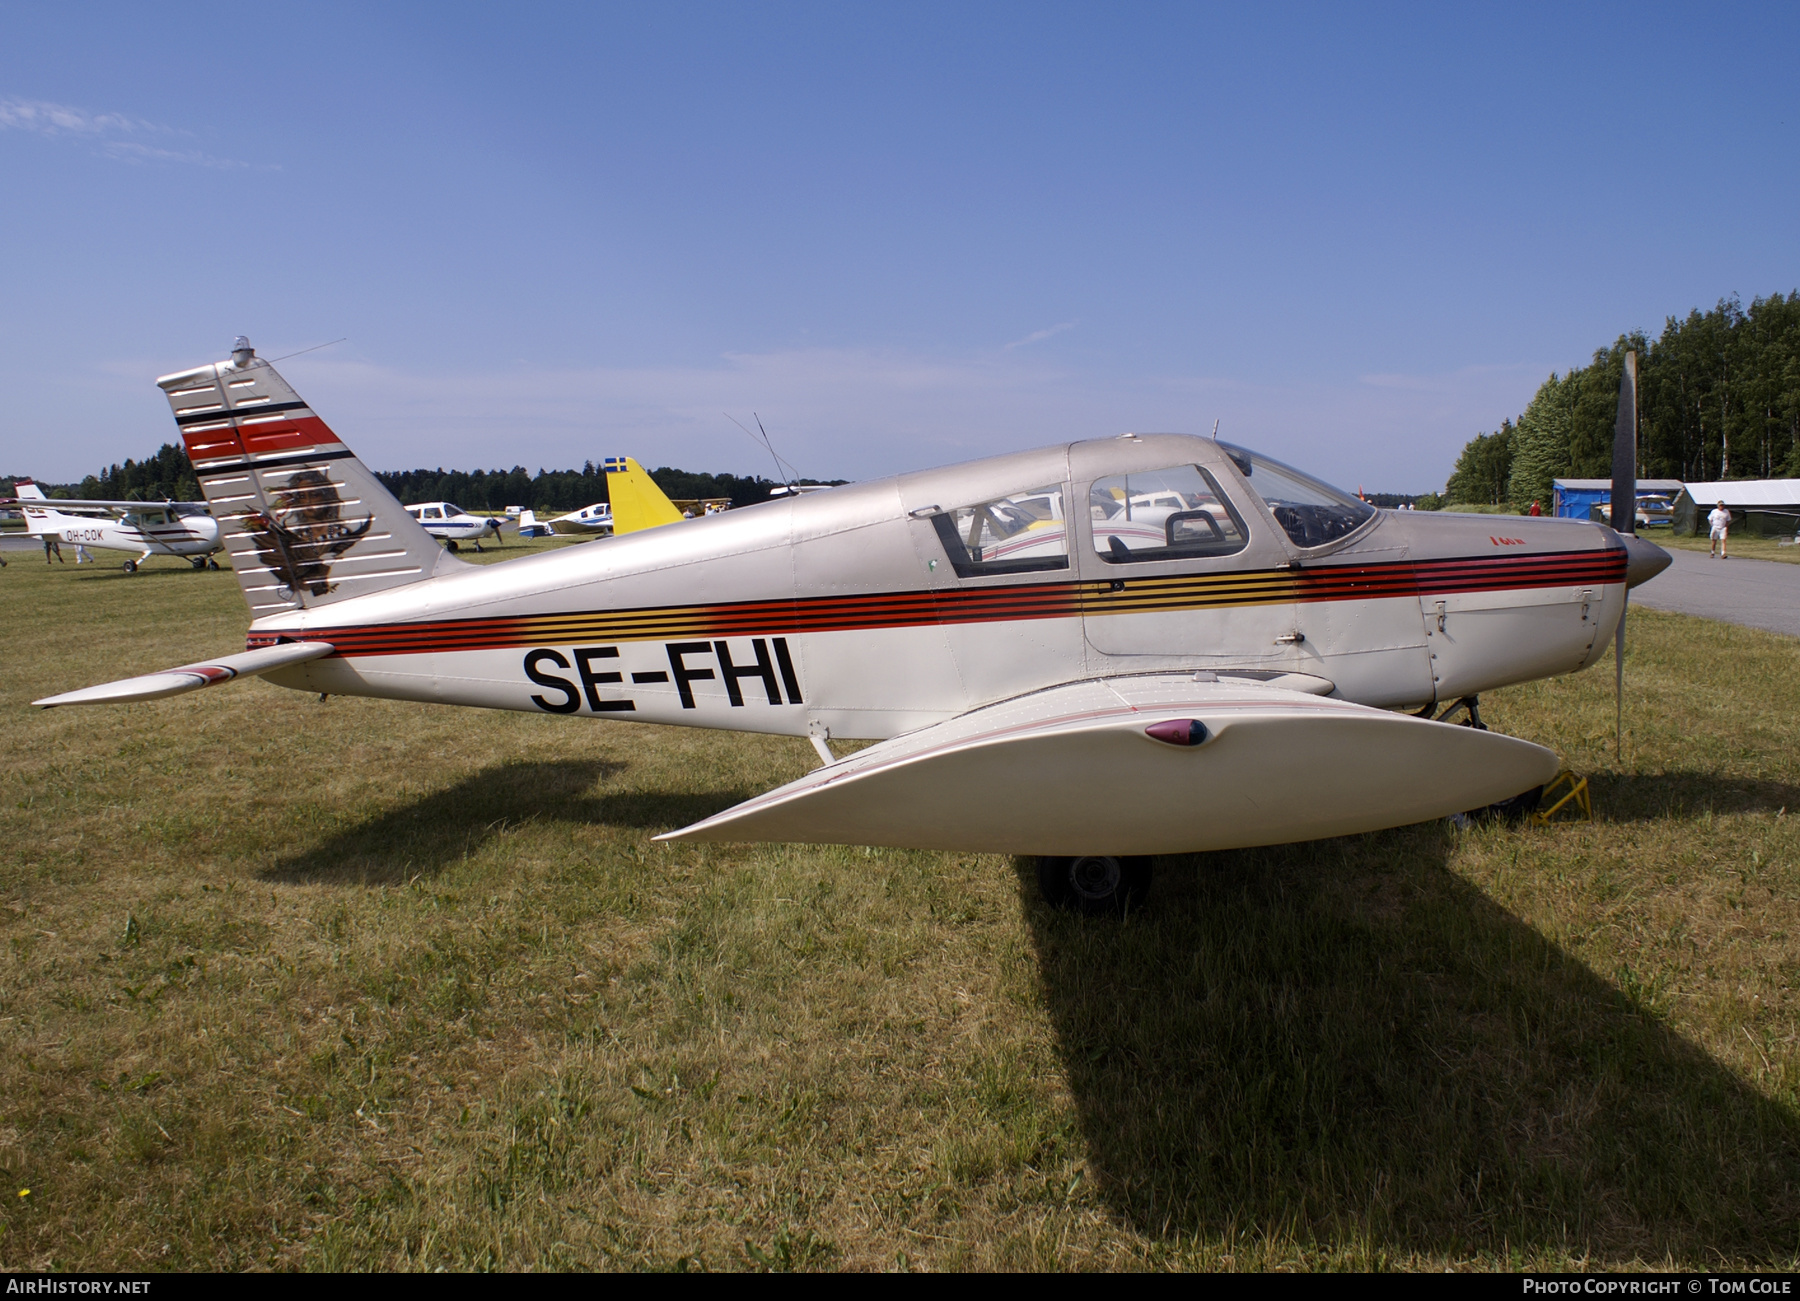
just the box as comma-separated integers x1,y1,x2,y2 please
602,456,684,534
158,338,461,616
10,479,55,536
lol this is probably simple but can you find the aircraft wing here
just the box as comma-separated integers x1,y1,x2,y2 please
658,675,1560,855
33,641,335,708
0,497,203,515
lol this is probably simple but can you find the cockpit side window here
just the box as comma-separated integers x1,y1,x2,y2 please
1089,465,1248,564
1219,442,1375,549
931,483,1070,577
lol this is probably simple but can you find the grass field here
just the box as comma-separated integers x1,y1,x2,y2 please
1662,532,1800,564
3,545,1799,1271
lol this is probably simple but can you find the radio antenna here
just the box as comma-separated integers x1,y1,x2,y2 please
726,412,802,487
271,338,347,363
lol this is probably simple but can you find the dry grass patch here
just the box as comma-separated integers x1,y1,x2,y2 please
1,553,1798,1270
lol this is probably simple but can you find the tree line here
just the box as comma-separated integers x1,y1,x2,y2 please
1446,291,1800,509
6,447,839,512
1,443,204,503
372,462,830,511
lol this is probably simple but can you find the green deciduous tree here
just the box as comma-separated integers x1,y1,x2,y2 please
1444,425,1515,505
1448,292,1800,500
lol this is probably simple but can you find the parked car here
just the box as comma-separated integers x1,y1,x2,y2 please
1597,496,1672,529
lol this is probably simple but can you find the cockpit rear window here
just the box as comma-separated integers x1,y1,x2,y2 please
931,484,1070,577
1220,443,1375,549
1089,465,1248,563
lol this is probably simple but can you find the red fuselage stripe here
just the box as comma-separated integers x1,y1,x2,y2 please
247,547,1627,658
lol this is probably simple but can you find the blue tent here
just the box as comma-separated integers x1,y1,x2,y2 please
1551,479,1684,521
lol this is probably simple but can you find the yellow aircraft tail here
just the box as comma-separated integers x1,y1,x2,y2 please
603,457,685,535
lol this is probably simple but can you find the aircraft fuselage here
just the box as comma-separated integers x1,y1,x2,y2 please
26,505,221,559
249,435,1632,740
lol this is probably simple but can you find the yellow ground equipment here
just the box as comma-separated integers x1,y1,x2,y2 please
1533,770,1592,825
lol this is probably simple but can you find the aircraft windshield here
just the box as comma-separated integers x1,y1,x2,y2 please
1219,443,1375,549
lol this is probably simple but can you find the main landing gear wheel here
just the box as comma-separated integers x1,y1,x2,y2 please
444,540,460,553
122,560,137,574
1451,785,1545,829
190,557,207,570
1037,855,1153,916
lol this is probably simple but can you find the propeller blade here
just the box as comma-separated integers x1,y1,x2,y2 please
1612,349,1637,761
1611,350,1638,537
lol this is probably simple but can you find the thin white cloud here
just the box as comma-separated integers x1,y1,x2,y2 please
100,139,248,170
1357,361,1544,393
0,96,251,168
1003,321,1076,350
233,343,1525,492
0,98,152,135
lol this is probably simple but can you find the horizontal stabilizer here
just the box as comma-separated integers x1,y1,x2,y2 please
33,641,335,708
659,675,1561,855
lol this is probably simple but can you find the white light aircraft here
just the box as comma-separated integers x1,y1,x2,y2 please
402,501,503,551
34,339,1672,913
5,479,223,572
547,501,614,535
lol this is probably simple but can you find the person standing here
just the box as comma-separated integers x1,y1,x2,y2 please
73,543,93,564
1709,500,1732,559
43,534,63,564
1529,499,1541,516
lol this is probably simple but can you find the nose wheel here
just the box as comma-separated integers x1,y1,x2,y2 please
1037,855,1153,916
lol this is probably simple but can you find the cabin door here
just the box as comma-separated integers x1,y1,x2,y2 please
1077,461,1297,666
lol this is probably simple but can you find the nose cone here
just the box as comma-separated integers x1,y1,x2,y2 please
1621,532,1671,588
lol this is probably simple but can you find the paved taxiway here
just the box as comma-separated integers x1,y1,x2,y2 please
1632,544,1800,638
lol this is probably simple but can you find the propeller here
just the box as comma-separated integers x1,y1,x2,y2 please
1611,350,1637,762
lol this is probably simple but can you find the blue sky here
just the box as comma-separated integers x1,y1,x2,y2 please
2,3,1796,491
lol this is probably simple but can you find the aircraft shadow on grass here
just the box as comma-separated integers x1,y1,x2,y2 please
1591,770,1800,822
263,758,747,886
1017,827,1800,1264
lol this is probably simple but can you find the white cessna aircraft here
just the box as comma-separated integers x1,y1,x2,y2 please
6,479,223,571
401,501,503,551
34,339,1671,913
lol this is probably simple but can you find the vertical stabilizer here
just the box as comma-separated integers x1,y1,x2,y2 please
603,456,685,534
10,480,55,536
157,339,463,617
